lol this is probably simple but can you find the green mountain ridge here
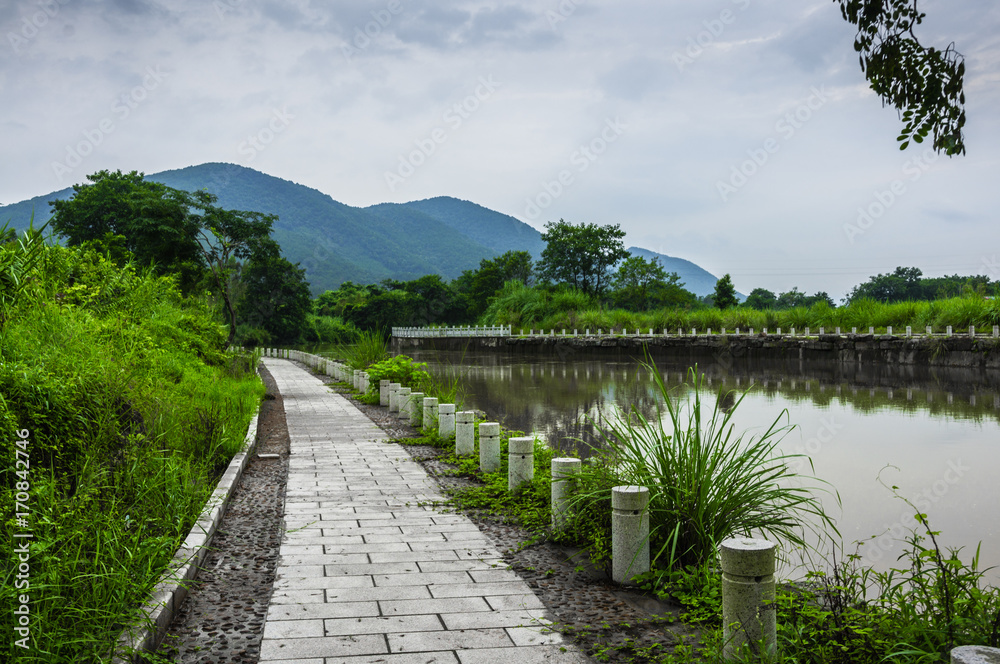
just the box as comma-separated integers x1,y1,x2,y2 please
0,162,723,296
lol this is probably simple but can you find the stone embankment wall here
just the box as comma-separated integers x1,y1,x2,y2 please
391,333,1000,368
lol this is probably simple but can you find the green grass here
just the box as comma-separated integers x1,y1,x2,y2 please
482,292,1000,335
0,233,263,663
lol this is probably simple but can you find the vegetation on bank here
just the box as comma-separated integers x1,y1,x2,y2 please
351,354,1000,663
479,281,1000,335
0,228,263,663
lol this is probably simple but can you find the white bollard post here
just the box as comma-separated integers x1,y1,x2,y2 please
887,326,893,336
478,422,501,472
906,326,912,337
438,404,456,439
423,397,439,431
551,458,581,527
508,437,534,491
388,383,402,412
396,387,411,420
611,486,649,584
408,392,424,426
380,380,391,406
947,325,953,336
720,537,777,660
456,411,476,455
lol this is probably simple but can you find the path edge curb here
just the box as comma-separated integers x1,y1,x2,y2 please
110,364,267,663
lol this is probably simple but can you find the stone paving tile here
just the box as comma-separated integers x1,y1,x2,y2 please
458,646,592,663
325,653,459,664
259,358,591,663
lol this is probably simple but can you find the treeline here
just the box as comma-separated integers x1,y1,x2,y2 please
47,178,998,342
312,220,1000,335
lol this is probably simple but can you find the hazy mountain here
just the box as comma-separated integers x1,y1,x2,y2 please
0,163,724,297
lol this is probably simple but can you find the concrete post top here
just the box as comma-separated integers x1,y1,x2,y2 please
479,422,500,436
552,458,582,476
508,437,534,454
456,411,476,423
611,485,649,511
410,392,424,399
397,387,411,394
952,646,1000,664
380,379,390,386
438,403,456,414
423,397,439,405
389,382,401,389
720,538,777,577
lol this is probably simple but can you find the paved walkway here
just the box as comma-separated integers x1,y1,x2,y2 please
259,358,591,663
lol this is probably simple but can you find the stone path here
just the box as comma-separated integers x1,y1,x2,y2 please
259,358,591,663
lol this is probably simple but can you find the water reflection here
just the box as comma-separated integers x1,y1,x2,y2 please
405,349,1000,581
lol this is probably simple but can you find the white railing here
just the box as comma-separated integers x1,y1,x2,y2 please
391,325,1000,339
392,326,512,338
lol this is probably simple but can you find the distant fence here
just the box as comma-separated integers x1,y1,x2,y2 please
391,325,1000,339
392,326,512,338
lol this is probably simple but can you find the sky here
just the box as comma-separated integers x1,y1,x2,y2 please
2,0,998,301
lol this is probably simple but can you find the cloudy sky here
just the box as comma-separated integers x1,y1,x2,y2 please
3,0,998,300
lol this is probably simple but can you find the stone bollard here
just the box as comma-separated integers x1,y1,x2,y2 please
396,388,411,420
951,646,1000,663
611,486,650,584
507,437,534,491
456,411,475,455
423,397,439,431
408,392,424,426
720,537,777,660
388,383,402,412
551,458,582,527
438,404,456,439
380,380,391,406
478,422,501,472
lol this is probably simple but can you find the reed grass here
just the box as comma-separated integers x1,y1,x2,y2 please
564,363,837,570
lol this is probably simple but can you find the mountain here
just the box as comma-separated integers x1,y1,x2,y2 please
0,163,724,297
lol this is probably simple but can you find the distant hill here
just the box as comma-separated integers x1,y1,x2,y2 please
0,163,724,297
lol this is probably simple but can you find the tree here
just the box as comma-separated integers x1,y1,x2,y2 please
236,253,312,343
611,256,689,311
745,288,777,310
776,287,807,310
185,190,279,346
835,0,965,155
49,170,205,291
714,274,738,310
847,266,923,303
454,250,534,318
537,220,628,297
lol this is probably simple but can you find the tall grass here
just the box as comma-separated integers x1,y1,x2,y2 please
345,328,389,370
488,293,1000,335
564,364,837,571
0,236,263,663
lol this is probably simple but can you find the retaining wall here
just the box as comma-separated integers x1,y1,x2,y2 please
391,333,1000,369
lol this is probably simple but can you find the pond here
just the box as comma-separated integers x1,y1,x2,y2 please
402,348,1000,580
